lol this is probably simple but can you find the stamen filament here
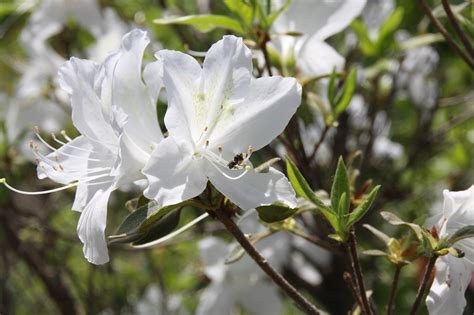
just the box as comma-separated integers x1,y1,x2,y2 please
0,174,110,195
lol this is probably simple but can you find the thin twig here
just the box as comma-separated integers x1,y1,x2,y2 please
418,0,474,69
308,125,330,161
213,208,321,315
387,265,402,315
343,272,364,312
441,0,474,59
346,231,373,315
288,226,343,256
409,256,437,315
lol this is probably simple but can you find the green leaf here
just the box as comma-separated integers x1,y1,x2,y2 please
286,158,338,229
154,15,244,34
347,185,380,227
256,203,297,223
363,249,388,256
333,69,357,117
108,202,161,244
375,8,404,50
286,158,330,210
327,67,338,106
363,223,390,244
330,157,350,216
399,33,444,51
351,19,376,56
380,211,425,240
132,210,182,245
224,0,253,27
337,192,348,227
267,0,291,27
448,225,474,245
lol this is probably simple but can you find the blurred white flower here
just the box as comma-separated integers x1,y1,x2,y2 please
271,0,366,77
135,284,188,315
398,45,439,111
7,1,131,148
21,0,103,53
144,35,299,210
426,186,474,315
347,95,403,159
197,211,288,315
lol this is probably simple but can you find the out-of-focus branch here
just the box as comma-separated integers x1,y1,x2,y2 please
441,0,474,59
0,210,77,315
418,0,474,69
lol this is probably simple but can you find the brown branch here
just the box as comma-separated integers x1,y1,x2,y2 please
213,208,322,315
343,272,364,311
346,231,373,315
387,265,402,315
409,256,437,315
418,0,474,69
441,0,474,59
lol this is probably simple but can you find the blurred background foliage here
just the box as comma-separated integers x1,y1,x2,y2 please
0,0,473,314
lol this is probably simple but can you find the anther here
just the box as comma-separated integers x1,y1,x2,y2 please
204,126,208,132
205,140,209,146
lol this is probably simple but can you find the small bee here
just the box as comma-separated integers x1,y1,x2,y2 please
227,153,245,169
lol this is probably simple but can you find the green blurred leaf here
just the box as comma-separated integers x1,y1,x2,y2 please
267,0,291,27
351,19,376,56
376,8,404,49
256,203,297,223
363,223,391,244
327,67,338,106
333,69,357,117
347,185,380,227
154,15,244,34
331,157,350,216
224,0,253,27
363,249,388,256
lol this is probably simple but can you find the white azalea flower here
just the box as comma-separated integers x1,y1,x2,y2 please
3,30,163,264
143,35,299,210
21,0,103,54
271,0,366,77
426,186,474,315
197,212,288,315
134,284,188,315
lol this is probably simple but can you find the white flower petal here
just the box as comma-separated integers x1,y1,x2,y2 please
297,39,345,77
238,281,283,315
208,76,301,154
200,35,252,135
37,136,96,183
426,255,471,315
158,49,202,147
198,237,229,282
58,58,117,150
273,0,366,42
77,187,113,265
108,29,163,150
143,60,164,106
143,136,208,207
209,166,296,210
196,283,235,315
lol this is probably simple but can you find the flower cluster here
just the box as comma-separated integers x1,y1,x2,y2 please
3,29,301,265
